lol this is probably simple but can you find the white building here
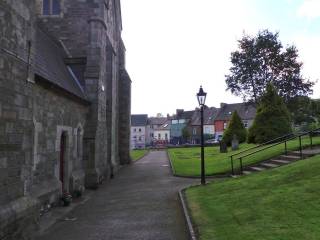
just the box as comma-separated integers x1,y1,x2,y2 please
148,117,168,144
130,115,148,149
153,120,171,142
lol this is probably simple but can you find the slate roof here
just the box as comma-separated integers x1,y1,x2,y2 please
190,107,219,126
215,103,256,121
190,110,201,126
148,117,167,126
175,110,194,120
131,114,148,126
204,107,219,125
34,27,87,100
158,120,171,131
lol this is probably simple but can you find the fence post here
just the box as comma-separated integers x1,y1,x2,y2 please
230,156,234,175
284,141,287,155
299,136,302,159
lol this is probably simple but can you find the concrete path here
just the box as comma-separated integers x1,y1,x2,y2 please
36,151,196,240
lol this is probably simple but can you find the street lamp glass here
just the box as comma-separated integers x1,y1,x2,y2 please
197,86,207,106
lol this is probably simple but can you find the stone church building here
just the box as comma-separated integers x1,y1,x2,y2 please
0,0,131,238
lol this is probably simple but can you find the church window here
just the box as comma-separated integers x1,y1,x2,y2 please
43,0,61,16
43,0,50,15
52,0,61,15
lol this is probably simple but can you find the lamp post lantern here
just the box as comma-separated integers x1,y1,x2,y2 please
197,86,207,185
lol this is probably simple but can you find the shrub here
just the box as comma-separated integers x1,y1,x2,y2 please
248,83,292,143
222,111,247,146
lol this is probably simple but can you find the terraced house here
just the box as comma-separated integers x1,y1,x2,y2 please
0,0,131,239
214,103,256,139
130,114,148,149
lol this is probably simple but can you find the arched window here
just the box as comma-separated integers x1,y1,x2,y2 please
43,0,61,15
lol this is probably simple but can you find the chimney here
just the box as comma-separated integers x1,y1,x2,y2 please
220,103,227,108
176,109,184,116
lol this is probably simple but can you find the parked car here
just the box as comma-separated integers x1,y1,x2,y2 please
205,139,219,144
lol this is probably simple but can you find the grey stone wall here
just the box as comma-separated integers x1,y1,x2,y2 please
36,0,128,187
119,69,132,164
31,82,88,201
0,0,132,238
118,41,131,164
0,0,39,239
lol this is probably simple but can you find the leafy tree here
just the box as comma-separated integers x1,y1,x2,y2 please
286,97,320,130
310,99,320,124
226,29,314,103
248,83,292,143
222,111,247,146
287,96,315,125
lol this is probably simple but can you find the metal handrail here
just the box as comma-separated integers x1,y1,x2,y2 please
229,132,294,175
229,133,294,158
231,127,320,175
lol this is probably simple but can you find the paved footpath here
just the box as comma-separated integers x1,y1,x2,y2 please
36,151,196,240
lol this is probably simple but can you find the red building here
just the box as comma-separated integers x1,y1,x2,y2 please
214,103,256,139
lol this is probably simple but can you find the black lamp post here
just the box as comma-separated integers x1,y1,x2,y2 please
197,86,207,185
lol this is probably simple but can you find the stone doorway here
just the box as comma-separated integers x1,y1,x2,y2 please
59,132,67,191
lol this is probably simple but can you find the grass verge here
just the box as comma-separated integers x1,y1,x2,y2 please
130,149,148,161
185,154,320,240
168,136,320,176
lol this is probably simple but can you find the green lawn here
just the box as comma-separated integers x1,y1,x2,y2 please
185,154,320,240
168,136,320,176
130,149,148,161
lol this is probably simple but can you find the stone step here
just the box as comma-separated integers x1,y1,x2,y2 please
271,159,290,164
279,155,300,160
292,150,320,156
250,166,266,171
243,171,252,175
290,151,304,157
261,163,279,168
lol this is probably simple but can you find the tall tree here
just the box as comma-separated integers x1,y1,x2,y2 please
226,30,314,103
248,83,292,144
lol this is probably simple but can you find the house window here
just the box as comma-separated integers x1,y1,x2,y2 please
139,128,141,132
43,0,61,15
151,133,154,137
223,122,227,130
158,133,161,139
243,121,248,128
138,136,142,141
165,133,168,140
134,128,136,132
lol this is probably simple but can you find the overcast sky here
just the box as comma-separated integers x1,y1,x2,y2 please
121,0,320,117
